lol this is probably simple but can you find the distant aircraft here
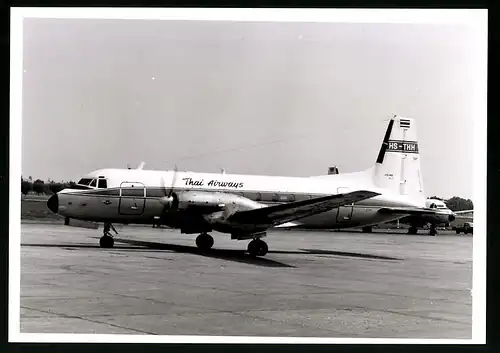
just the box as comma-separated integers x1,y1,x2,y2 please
323,171,455,236
47,116,448,256
393,198,456,235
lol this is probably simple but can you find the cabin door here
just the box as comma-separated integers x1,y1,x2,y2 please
118,182,146,215
336,187,354,222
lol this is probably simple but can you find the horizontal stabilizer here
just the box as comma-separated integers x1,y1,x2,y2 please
229,190,380,227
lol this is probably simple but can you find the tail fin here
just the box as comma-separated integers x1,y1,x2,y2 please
373,116,425,204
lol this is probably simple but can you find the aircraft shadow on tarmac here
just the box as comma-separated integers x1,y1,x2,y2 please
23,238,401,268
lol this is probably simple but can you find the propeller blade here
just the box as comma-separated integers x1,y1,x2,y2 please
168,165,178,198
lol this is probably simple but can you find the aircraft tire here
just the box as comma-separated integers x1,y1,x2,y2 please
99,235,114,248
248,239,268,257
196,233,214,251
408,226,418,235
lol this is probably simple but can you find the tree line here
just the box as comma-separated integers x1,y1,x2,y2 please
21,176,76,197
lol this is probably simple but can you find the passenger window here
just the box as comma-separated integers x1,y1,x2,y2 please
98,179,107,189
279,194,295,202
89,179,97,187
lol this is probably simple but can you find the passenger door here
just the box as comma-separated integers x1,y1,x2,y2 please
118,182,146,215
336,187,354,222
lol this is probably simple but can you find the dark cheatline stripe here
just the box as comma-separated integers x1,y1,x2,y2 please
65,187,324,203
61,187,385,208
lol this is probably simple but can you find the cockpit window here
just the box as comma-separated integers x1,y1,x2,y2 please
78,178,93,186
89,179,97,187
430,203,436,209
98,179,107,189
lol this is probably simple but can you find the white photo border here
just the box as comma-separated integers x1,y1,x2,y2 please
9,7,488,345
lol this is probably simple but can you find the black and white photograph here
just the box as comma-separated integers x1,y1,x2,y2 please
9,8,487,344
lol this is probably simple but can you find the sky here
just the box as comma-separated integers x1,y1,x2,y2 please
21,17,483,200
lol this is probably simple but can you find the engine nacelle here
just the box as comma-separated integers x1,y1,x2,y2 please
160,190,264,213
199,193,266,234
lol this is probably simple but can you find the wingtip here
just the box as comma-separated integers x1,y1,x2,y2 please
359,190,381,199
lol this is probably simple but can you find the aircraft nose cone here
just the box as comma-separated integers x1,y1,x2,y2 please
47,194,59,213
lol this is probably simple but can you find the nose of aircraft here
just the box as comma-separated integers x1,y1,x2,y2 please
47,194,59,213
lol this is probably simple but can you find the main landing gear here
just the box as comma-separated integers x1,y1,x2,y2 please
408,226,418,235
407,225,438,236
196,233,214,251
247,238,268,257
99,222,118,248
194,232,269,257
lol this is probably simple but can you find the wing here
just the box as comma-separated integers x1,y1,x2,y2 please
228,190,380,227
377,207,438,216
454,209,473,215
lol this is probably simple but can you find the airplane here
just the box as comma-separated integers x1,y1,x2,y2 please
46,115,452,256
322,171,455,236
391,198,456,235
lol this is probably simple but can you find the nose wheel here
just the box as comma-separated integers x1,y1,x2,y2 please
99,222,118,248
247,239,268,257
100,235,114,248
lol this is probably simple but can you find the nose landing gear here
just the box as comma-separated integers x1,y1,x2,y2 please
99,222,118,248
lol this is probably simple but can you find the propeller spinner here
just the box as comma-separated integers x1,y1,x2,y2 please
159,165,179,209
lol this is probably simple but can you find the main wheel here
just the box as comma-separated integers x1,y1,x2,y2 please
429,228,437,236
99,235,114,248
408,226,418,235
196,233,214,251
248,239,268,257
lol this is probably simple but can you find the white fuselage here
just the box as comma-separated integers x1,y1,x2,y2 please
54,167,424,231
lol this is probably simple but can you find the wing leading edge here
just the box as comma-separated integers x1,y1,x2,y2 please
228,190,380,227
378,207,441,216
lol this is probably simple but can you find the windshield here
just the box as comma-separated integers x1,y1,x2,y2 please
78,178,93,186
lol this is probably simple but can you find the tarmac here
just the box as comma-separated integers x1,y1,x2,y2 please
19,222,473,339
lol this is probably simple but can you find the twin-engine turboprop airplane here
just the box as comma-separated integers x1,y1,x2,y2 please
47,116,449,256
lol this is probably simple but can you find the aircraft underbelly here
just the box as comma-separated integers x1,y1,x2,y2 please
297,206,400,229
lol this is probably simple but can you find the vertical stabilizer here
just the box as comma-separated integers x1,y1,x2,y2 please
373,116,425,205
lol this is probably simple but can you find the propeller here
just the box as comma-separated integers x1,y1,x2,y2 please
159,165,179,210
